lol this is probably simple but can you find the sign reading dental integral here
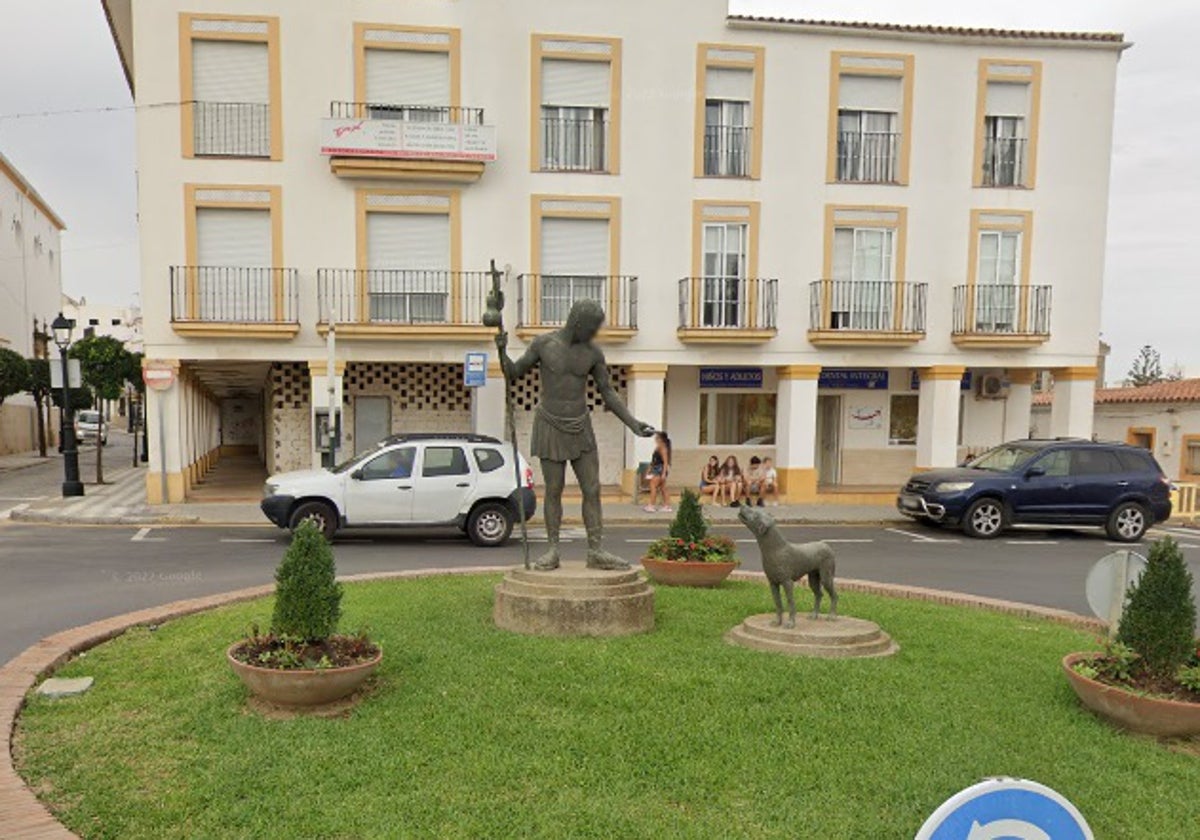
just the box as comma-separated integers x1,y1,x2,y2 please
464,352,488,388
915,778,1093,840
320,118,497,162
818,369,889,390
699,367,763,389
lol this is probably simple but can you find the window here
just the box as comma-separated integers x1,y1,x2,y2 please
111,318,122,326
699,393,776,446
533,36,620,173
360,447,415,480
837,105,898,182
1070,449,1121,476
1183,438,1200,477
88,318,100,326
533,196,617,327
366,210,451,323
687,202,762,332
828,52,912,184
964,211,1036,336
830,227,895,330
1033,450,1071,478
700,222,747,328
1116,449,1157,473
474,448,505,473
1127,428,1155,452
422,446,469,477
974,60,1041,188
974,229,1021,330
983,114,1026,187
355,25,459,122
696,45,763,178
181,14,280,159
888,395,918,445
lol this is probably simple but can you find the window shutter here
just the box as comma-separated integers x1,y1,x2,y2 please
542,59,610,107
196,208,272,266
541,218,609,275
192,40,269,103
365,49,451,106
838,75,901,111
705,67,753,102
985,82,1029,117
831,228,854,281
366,212,450,271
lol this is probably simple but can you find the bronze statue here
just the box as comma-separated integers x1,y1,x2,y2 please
738,506,838,625
492,297,653,571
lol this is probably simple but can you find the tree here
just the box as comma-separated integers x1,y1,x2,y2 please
271,520,343,642
1116,538,1197,679
69,335,134,484
0,347,30,410
24,358,51,457
1125,345,1165,387
669,489,709,544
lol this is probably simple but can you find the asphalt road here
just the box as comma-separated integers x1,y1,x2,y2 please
2,519,1198,665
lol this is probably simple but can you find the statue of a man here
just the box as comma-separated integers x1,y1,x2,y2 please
496,299,653,571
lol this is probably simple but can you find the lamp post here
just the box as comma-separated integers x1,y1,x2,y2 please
51,313,84,497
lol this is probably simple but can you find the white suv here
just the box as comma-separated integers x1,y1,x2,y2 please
260,434,536,546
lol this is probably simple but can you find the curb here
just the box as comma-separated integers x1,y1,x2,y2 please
9,509,203,526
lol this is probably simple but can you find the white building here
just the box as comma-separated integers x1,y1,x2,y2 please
61,293,144,354
0,151,65,455
100,0,1126,503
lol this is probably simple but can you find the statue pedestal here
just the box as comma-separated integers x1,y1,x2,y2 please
493,563,655,637
726,614,898,658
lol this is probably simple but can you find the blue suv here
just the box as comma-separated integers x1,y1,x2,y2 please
898,439,1172,541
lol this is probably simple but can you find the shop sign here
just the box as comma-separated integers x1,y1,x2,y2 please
818,369,889,390
699,367,763,389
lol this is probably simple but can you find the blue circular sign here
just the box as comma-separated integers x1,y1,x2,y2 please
916,779,1093,840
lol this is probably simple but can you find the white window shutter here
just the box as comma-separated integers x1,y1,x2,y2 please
542,59,610,107
366,213,450,271
985,82,1029,117
705,67,753,102
541,218,609,275
192,40,269,103
831,228,854,281
365,49,451,106
838,75,902,112
196,208,272,266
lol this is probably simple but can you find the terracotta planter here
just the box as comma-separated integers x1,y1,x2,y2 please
641,558,737,588
227,641,382,708
1062,652,1200,737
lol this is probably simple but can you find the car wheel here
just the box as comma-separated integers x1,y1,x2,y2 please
962,498,1006,539
289,501,337,541
1106,502,1149,543
467,502,513,547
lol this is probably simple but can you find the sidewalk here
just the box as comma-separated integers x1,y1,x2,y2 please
0,449,57,476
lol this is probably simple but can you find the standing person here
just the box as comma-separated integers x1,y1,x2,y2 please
642,431,672,513
698,455,720,502
760,456,780,506
496,300,654,571
745,455,765,507
718,455,745,507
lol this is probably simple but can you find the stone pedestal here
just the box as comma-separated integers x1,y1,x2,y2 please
726,614,898,658
493,563,655,637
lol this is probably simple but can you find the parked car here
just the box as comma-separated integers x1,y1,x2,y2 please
261,433,537,546
897,438,1172,542
75,410,107,446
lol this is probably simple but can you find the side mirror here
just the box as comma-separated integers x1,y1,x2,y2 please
1025,465,1046,479
350,469,364,481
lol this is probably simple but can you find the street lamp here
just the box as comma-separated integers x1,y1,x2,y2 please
50,312,84,497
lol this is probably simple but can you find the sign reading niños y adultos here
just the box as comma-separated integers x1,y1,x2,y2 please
699,367,763,389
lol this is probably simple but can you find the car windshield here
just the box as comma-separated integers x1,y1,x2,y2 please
966,444,1039,473
78,412,99,423
330,453,366,474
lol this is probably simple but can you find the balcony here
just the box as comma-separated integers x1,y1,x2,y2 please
703,124,752,177
952,284,1051,347
516,274,637,341
316,269,495,340
191,101,273,158
981,136,1028,188
169,266,299,338
835,131,899,183
320,102,496,182
677,277,777,344
808,280,927,346
540,116,609,173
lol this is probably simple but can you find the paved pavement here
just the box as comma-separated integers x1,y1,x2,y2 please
0,429,143,520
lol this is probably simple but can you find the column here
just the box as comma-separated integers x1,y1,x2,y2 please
308,360,346,469
1003,369,1037,442
1050,366,1097,439
916,366,964,470
775,365,821,502
471,359,508,440
623,364,668,493
143,359,185,504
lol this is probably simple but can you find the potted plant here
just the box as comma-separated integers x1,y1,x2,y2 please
1063,537,1200,737
227,520,382,707
641,489,740,587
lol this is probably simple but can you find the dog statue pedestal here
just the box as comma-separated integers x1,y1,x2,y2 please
493,563,655,637
726,614,898,658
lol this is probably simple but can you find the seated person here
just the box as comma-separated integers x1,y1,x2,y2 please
698,455,720,501
716,455,744,507
760,457,780,506
389,447,415,479
744,456,765,507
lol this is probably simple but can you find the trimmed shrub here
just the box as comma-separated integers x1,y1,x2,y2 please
668,489,708,545
1117,537,1197,678
271,520,342,641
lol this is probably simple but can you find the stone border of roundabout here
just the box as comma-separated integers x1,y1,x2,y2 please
0,567,1104,839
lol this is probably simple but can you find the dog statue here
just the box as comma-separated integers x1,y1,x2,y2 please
738,506,838,627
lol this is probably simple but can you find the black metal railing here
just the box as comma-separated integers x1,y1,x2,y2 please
809,280,927,334
169,266,298,323
540,116,608,172
678,277,778,331
329,101,485,125
517,274,637,330
703,124,752,177
981,136,1027,187
316,269,491,326
952,284,1051,336
192,101,271,157
836,131,900,182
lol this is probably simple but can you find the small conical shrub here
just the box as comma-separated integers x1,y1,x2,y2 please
1116,537,1196,678
271,519,342,642
669,489,708,544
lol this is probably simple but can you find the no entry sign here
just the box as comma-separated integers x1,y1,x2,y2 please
142,363,176,392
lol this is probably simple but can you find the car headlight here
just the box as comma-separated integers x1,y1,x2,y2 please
934,481,974,493
263,482,279,498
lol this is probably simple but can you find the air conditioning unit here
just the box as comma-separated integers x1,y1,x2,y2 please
977,373,1010,400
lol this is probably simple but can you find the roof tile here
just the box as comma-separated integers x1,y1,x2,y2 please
727,14,1126,45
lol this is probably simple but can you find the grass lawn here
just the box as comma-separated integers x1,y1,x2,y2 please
15,576,1200,839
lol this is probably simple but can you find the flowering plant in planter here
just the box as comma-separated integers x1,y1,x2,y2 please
644,489,739,565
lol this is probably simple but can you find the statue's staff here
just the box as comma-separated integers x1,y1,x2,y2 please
483,260,530,570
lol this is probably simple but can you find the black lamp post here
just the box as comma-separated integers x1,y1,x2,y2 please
51,313,85,497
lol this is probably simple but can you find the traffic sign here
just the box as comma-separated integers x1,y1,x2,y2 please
916,779,1093,840
1086,550,1147,629
142,363,177,392
49,358,82,389
464,351,487,388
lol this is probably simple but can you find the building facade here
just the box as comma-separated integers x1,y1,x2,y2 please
100,0,1126,503
61,294,144,355
0,152,64,455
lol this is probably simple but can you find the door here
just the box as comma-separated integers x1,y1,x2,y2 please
342,446,416,525
1008,448,1073,521
701,222,747,328
1066,448,1127,521
831,226,895,330
410,445,476,523
816,395,842,486
975,230,1020,331
354,396,391,455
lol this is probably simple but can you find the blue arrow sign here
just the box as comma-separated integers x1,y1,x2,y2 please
916,779,1093,840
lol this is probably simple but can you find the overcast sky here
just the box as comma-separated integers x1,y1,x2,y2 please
0,0,1195,382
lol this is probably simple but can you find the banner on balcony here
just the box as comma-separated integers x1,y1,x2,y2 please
699,367,763,389
818,369,889,390
320,118,497,162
